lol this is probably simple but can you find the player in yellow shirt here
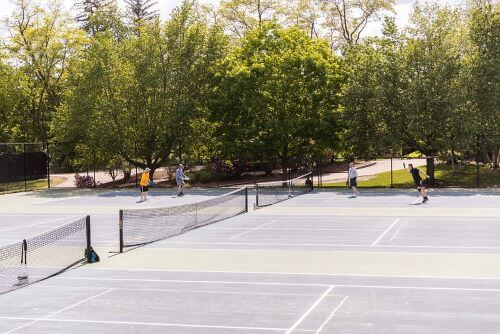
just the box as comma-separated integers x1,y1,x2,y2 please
139,167,151,202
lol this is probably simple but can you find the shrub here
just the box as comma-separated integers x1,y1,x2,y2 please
186,172,199,183
75,174,95,188
198,170,212,183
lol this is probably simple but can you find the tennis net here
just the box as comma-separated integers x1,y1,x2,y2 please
0,216,93,294
119,187,248,252
256,172,313,207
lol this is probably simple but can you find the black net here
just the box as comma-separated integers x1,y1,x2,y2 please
256,172,313,207
120,187,248,250
0,216,90,294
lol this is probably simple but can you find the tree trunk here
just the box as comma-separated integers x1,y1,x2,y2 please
149,167,157,182
492,147,499,170
426,157,435,186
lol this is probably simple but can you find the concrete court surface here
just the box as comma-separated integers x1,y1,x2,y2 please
0,187,499,333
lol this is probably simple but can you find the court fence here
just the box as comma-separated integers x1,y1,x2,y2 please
1,136,499,192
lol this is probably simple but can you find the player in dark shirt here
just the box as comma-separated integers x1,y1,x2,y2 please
408,163,430,204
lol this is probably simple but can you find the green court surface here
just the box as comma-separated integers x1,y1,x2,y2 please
0,188,499,333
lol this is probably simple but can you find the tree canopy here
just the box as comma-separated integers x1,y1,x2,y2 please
0,0,498,176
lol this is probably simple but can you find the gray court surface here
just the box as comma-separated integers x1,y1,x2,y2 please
0,188,499,333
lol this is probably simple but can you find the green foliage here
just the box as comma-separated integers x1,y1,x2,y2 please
4,0,85,143
198,170,213,183
0,0,497,186
211,24,343,175
55,0,228,173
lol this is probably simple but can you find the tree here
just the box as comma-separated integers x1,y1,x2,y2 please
0,55,19,142
75,0,126,38
465,1,499,168
399,4,466,180
219,0,283,38
75,0,111,34
320,0,395,48
5,0,85,143
282,0,321,38
56,0,228,178
211,24,343,178
125,0,158,25
342,17,405,158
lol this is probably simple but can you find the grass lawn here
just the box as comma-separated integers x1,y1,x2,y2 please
323,164,500,188
0,176,66,194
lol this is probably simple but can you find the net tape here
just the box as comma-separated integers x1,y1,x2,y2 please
0,216,90,294
120,187,248,250
256,172,313,207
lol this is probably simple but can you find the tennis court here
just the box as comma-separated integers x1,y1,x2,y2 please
1,188,499,333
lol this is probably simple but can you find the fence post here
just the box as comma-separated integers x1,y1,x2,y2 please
390,155,393,188
134,142,138,188
476,134,480,188
311,170,314,191
23,144,27,191
46,143,51,189
93,150,96,187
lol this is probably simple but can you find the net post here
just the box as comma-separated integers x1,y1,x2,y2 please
22,239,27,266
119,210,124,253
255,184,259,207
245,187,248,212
85,215,91,260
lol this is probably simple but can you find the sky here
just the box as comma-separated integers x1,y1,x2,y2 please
0,0,466,37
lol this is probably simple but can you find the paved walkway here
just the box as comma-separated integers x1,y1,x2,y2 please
51,159,427,188
320,158,427,182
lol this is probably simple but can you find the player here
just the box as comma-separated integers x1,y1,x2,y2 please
305,175,313,188
176,164,186,196
139,167,151,202
347,162,359,197
407,163,430,204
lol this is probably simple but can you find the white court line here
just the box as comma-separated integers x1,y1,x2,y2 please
229,220,276,240
157,241,500,251
371,218,400,246
49,277,500,292
55,276,330,287
0,216,81,233
248,216,500,221
285,286,334,334
315,296,348,334
388,223,404,243
208,227,385,232
86,267,500,280
0,317,292,332
3,289,113,334
38,285,320,297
